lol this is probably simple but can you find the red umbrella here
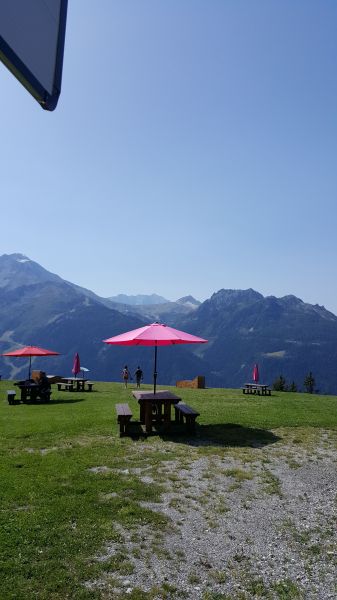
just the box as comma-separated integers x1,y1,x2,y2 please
253,363,259,383
2,345,60,380
72,352,81,378
103,322,208,393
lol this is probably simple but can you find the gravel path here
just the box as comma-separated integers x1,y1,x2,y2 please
87,430,337,599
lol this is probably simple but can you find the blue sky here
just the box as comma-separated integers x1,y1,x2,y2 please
1,1,337,312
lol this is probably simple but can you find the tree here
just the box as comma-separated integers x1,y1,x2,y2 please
289,381,298,392
304,371,315,394
273,375,286,391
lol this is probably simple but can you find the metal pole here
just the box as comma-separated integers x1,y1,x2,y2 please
28,356,31,380
153,345,158,394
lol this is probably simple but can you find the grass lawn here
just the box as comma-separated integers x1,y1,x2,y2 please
1,380,337,599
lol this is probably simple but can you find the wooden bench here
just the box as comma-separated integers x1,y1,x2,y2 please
242,384,271,396
115,403,133,437
241,386,256,394
57,383,74,392
7,390,19,405
40,390,52,402
174,403,200,434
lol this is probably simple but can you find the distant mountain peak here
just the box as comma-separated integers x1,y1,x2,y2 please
279,294,303,305
210,288,263,306
16,256,31,263
176,295,200,308
108,293,169,306
5,253,31,263
4,252,30,261
0,253,62,291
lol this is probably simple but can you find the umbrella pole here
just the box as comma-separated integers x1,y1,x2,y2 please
153,345,158,394
28,356,31,380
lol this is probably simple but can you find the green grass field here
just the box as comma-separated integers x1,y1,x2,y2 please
1,380,337,599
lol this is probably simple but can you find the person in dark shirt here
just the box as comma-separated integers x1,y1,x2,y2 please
38,371,51,401
134,366,143,388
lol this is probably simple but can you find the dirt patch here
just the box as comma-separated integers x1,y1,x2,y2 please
86,431,337,599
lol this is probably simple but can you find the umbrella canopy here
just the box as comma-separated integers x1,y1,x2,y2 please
253,363,259,383
2,345,60,380
103,322,208,393
72,352,81,377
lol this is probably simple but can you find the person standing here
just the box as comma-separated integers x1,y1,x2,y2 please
38,371,51,402
134,366,143,388
122,365,131,388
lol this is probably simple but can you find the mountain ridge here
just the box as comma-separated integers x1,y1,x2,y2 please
108,293,169,306
1,253,337,393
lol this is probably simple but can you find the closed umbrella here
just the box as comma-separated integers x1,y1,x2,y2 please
72,352,81,378
103,322,207,393
2,345,60,380
253,363,259,383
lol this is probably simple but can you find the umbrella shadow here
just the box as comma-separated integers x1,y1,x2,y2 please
127,421,281,447
159,422,280,447
49,397,86,405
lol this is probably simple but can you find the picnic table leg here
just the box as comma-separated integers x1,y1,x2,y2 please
139,403,145,424
164,402,171,423
120,417,129,437
145,401,152,433
186,416,196,434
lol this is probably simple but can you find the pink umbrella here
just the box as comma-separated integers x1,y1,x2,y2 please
2,345,60,379
103,322,208,393
72,352,81,378
253,363,259,383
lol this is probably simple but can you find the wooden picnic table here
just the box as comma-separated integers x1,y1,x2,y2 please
242,383,271,396
14,381,49,403
59,377,93,392
132,390,181,433
15,381,39,402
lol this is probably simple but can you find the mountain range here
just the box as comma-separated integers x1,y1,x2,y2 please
1,253,337,393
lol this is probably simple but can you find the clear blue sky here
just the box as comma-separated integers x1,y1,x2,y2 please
1,1,337,312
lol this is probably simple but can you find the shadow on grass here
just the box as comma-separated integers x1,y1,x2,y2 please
127,421,148,440
127,421,281,447
188,423,281,448
48,397,86,404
